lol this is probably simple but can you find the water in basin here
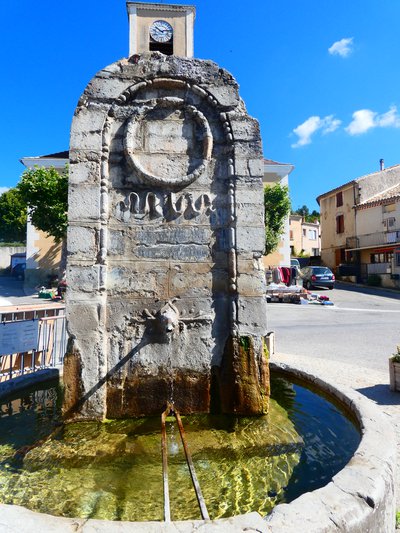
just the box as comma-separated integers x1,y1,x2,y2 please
0,374,360,521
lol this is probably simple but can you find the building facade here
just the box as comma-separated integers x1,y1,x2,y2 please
263,159,294,269
317,162,400,288
289,215,320,257
20,151,67,287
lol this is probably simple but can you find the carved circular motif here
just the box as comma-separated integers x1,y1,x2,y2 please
124,97,213,188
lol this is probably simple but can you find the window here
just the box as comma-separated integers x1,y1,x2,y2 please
289,230,294,240
385,217,396,229
396,252,400,267
336,215,344,234
371,252,394,263
308,229,317,240
336,191,343,207
302,228,306,237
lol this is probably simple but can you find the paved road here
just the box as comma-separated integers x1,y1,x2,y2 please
267,282,400,373
0,276,43,306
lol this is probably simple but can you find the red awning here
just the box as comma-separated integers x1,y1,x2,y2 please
371,247,396,253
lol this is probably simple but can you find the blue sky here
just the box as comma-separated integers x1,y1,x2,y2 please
1,0,400,211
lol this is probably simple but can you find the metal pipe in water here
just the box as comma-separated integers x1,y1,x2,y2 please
161,403,172,522
174,407,210,521
161,402,210,521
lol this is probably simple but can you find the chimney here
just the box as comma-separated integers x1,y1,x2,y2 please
379,158,385,171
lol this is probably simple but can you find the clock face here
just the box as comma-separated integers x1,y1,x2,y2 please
150,20,173,43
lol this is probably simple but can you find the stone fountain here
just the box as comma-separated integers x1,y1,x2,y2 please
64,52,269,420
0,5,396,531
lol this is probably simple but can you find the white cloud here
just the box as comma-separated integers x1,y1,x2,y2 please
345,109,376,135
328,37,354,58
376,105,400,128
346,106,400,135
292,115,341,148
321,115,342,134
0,187,10,196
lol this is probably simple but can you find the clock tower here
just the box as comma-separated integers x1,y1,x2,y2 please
126,2,195,57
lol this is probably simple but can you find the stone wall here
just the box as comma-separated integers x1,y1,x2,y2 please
65,53,268,419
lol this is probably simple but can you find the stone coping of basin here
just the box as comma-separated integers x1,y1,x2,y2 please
0,362,396,532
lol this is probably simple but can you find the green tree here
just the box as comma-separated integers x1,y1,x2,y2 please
308,209,320,222
294,204,309,218
17,166,68,242
0,187,27,243
292,205,320,222
264,184,291,255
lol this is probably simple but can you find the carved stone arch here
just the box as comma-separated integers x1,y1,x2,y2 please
99,73,239,316
123,97,211,188
100,77,235,188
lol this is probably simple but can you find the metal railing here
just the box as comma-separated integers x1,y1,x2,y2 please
366,262,391,275
0,305,67,383
347,229,400,250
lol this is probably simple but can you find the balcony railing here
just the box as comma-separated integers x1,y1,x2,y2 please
346,229,400,250
367,262,391,275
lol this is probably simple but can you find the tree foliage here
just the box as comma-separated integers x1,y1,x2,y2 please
292,204,320,222
264,184,291,255
17,166,68,242
0,188,27,243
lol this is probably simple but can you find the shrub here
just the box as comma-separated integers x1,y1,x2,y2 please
367,274,381,287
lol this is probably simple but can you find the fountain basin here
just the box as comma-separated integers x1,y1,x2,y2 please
0,362,396,532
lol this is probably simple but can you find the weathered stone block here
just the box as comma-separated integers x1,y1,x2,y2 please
236,226,266,254
234,140,263,159
207,84,240,108
235,203,264,227
68,185,101,222
237,296,268,336
67,265,100,293
66,302,101,337
67,226,97,258
69,160,101,185
229,116,261,142
83,75,133,101
107,264,169,299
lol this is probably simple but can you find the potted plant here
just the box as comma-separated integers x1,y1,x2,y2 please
389,346,400,392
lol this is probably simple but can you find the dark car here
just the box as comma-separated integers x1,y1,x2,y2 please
300,266,335,290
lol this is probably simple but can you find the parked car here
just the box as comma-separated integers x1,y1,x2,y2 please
11,263,26,280
300,266,335,290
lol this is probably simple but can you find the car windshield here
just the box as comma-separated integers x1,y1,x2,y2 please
312,267,331,275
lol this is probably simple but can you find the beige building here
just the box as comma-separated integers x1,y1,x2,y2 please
127,2,195,57
263,159,295,269
317,161,400,288
289,215,320,257
20,151,67,287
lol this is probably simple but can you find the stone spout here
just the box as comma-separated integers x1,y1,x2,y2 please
144,299,181,339
158,300,180,336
